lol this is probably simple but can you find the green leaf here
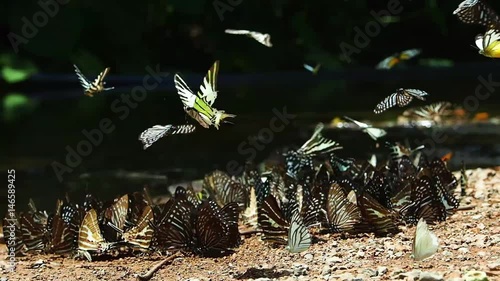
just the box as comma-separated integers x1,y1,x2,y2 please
3,93,38,122
0,54,38,83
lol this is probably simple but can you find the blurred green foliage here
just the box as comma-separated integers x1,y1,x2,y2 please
3,93,39,121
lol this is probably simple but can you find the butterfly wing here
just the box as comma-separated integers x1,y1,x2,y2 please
225,29,252,35
454,0,500,29
298,123,343,156
374,93,398,114
326,182,361,233
174,74,197,109
399,49,421,60
405,89,428,101
412,218,439,261
248,32,273,47
74,65,92,90
286,211,311,253
138,124,196,149
198,61,219,106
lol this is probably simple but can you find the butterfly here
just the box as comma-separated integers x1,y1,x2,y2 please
374,88,429,114
325,182,361,233
286,211,311,253
78,209,113,261
453,0,500,29
122,205,154,251
376,49,421,69
460,161,469,197
101,194,129,242
475,29,500,58
303,63,321,74
412,218,439,261
193,201,240,256
298,123,343,157
3,213,28,256
174,61,236,130
151,190,194,253
403,102,453,126
74,65,114,97
48,205,80,255
343,116,387,141
401,176,447,225
357,192,400,235
19,213,49,253
224,29,273,47
138,124,196,149
202,170,249,211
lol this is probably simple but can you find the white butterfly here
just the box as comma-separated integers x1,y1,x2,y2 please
343,116,387,141
475,29,500,58
412,218,439,261
138,124,196,149
303,63,321,74
225,29,273,47
286,211,311,253
74,65,114,97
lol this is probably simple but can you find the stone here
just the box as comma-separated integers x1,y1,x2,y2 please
419,271,444,281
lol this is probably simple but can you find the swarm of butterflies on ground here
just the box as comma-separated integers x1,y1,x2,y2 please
6,0,490,263
2,121,468,262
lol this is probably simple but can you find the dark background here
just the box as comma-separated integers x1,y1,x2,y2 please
1,0,500,212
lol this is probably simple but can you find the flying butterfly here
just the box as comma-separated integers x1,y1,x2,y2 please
138,124,196,149
343,116,387,141
376,49,421,69
74,65,114,97
374,88,429,114
412,218,439,261
453,0,500,29
303,63,321,74
286,211,311,253
475,28,500,58
174,61,236,130
224,29,273,47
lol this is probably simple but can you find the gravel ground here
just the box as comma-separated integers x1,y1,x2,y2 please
1,167,499,281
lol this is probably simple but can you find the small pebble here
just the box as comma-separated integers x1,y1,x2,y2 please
377,266,388,276
293,263,308,276
304,253,313,260
458,247,469,254
463,270,488,281
322,265,331,275
327,256,342,264
419,272,444,281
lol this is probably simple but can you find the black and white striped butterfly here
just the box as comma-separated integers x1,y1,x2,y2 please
74,65,114,97
286,211,311,253
374,88,429,114
453,0,500,29
225,29,273,47
138,124,196,149
325,182,361,233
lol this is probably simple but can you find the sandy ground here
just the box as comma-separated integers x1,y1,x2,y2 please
0,167,499,281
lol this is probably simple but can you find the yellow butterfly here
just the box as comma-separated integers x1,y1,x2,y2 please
74,65,114,97
475,29,500,58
